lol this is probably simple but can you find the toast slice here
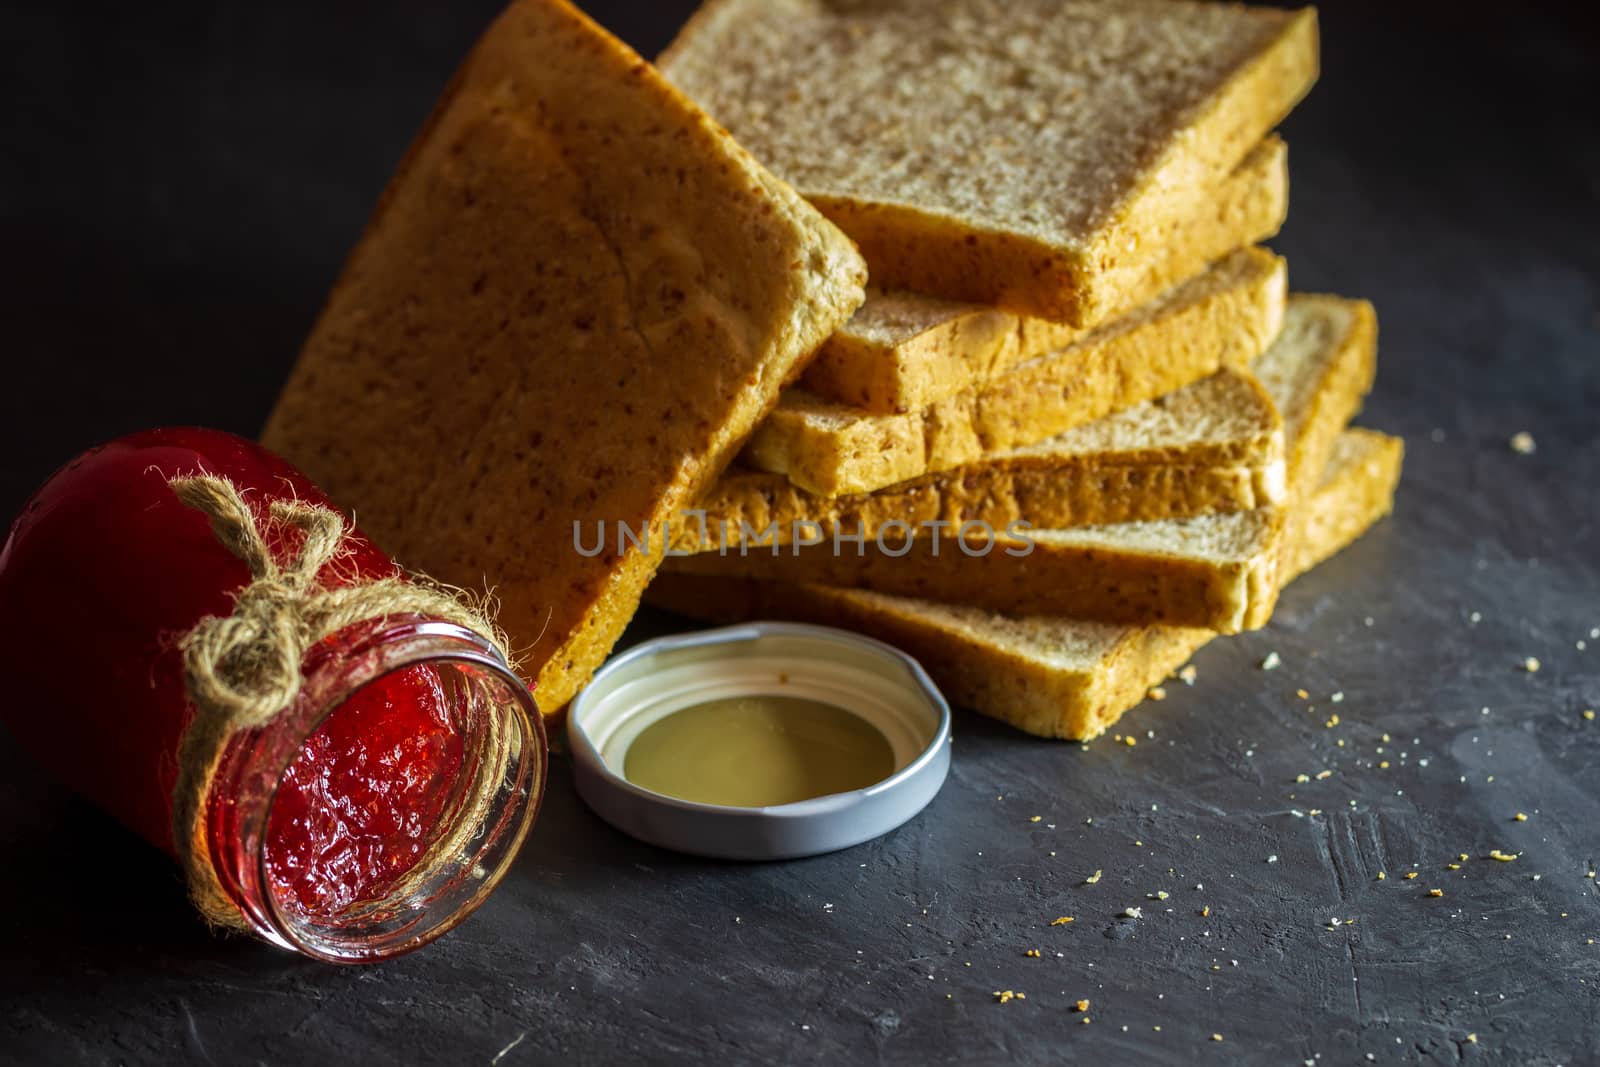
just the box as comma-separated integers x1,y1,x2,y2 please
660,0,1317,324
646,429,1403,740
260,0,868,714
674,367,1285,554
665,295,1375,632
804,136,1288,413
746,247,1286,496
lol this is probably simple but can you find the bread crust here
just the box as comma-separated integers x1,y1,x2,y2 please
803,139,1289,413
682,367,1284,552
747,249,1287,495
664,507,1280,633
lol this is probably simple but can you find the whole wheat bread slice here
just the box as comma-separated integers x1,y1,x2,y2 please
660,0,1317,324
805,137,1288,413
647,429,1403,740
675,366,1286,554
260,0,867,714
665,295,1375,633
746,247,1286,496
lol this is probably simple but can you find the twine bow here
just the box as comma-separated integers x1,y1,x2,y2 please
167,473,514,928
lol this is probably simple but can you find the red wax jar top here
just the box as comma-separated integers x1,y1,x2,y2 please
0,428,545,961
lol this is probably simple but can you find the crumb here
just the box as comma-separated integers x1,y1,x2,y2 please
1467,1033,1478,1044
1025,949,1041,958
1488,850,1517,862
1030,815,1041,823
1085,870,1103,885
1267,855,1279,864
1122,907,1143,919
1429,889,1444,897
1051,916,1075,925
1331,692,1345,703
1201,905,1211,917
1448,863,1461,870
1296,773,1311,783
1211,1033,1224,1042
1514,812,1528,822
993,990,1021,1003
1147,686,1167,702
1509,431,1536,454
1080,1016,1091,1025
1377,872,1386,880
1327,713,1341,727
1404,872,1419,880
1316,770,1333,781
1123,735,1138,747
1178,665,1198,686
1583,710,1595,722
1260,652,1281,671
1297,688,1310,700
1075,999,1090,1012
1522,657,1541,673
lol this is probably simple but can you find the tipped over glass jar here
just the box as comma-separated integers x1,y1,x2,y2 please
0,428,546,963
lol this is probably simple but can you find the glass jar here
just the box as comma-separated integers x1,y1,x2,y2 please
0,428,546,962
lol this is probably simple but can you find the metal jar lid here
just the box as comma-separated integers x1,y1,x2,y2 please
567,622,951,860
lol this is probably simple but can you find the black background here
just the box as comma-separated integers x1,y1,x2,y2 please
3,2,1599,1064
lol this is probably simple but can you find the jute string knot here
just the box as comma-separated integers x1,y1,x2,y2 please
167,473,515,929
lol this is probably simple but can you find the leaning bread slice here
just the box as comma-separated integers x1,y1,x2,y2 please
667,295,1373,632
805,137,1288,413
647,429,1404,740
674,367,1285,554
661,0,1317,324
260,0,867,714
746,247,1286,496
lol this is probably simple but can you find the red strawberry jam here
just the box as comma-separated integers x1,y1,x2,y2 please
264,662,466,920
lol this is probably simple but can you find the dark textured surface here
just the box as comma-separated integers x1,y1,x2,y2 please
3,2,1599,1064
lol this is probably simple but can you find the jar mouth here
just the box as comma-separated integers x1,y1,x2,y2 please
211,617,545,963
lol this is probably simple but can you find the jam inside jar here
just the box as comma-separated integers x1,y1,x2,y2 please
0,428,546,962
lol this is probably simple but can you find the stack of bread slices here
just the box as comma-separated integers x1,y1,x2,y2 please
647,0,1402,740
